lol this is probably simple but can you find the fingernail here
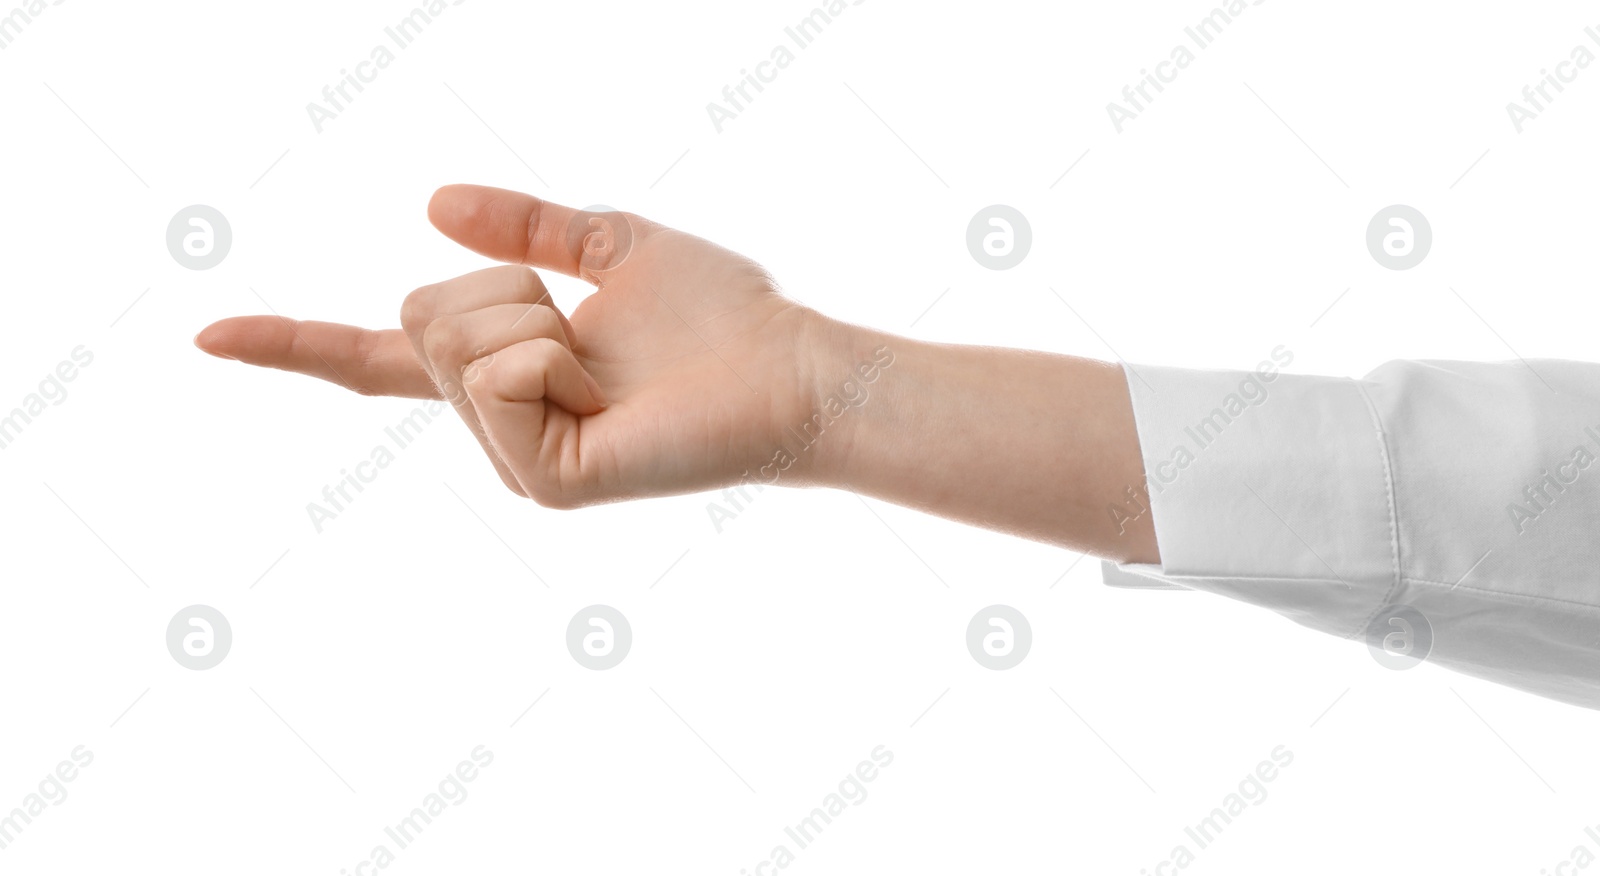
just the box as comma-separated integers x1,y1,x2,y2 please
581,369,609,408
193,333,234,360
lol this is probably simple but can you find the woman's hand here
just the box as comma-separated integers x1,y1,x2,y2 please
196,184,838,507
198,183,1157,562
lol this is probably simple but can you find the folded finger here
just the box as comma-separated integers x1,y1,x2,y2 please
422,302,573,399
403,269,580,495
466,337,607,503
420,300,585,494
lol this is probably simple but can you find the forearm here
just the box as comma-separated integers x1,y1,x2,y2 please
805,316,1160,564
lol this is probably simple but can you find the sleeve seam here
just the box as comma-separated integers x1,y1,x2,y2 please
1347,379,1404,640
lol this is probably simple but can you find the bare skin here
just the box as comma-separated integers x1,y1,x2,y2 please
195,184,1159,564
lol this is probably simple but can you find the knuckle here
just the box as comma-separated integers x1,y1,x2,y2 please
530,335,564,358
420,318,462,361
400,284,435,332
343,332,384,397
462,353,508,403
522,337,565,372
522,303,561,337
352,329,382,371
506,265,545,300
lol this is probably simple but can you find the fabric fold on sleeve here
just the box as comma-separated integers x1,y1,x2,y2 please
1103,356,1600,711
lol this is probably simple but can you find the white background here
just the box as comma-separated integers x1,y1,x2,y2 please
3,0,1598,872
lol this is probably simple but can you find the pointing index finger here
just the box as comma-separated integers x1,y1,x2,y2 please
195,317,438,399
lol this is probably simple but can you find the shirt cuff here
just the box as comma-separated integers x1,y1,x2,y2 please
1101,357,1399,640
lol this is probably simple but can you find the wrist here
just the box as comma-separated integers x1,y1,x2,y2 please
793,314,903,490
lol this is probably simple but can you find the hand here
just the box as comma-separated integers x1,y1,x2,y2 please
198,183,1157,562
196,184,839,507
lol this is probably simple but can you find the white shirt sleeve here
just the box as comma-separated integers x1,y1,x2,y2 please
1103,355,1600,709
